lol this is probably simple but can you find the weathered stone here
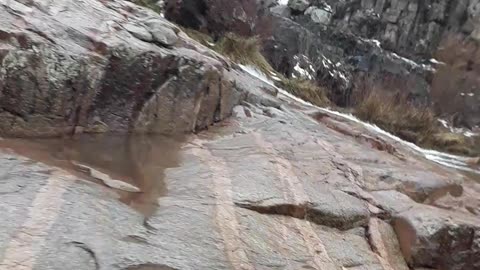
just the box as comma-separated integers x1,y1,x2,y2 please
305,6,331,24
368,218,410,270
394,206,480,270
270,4,291,17
288,0,310,13
124,23,153,42
144,19,179,46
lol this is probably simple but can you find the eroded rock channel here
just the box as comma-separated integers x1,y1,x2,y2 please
0,1,479,270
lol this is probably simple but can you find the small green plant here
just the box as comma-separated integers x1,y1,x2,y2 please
280,78,330,107
213,33,274,75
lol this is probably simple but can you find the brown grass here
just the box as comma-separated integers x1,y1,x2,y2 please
280,78,330,107
213,33,273,75
353,90,479,155
355,91,436,141
180,27,215,47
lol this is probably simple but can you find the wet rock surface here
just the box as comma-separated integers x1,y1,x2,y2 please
1,1,480,270
1,76,480,270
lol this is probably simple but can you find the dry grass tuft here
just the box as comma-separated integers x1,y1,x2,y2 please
353,90,477,155
213,33,273,75
355,91,437,139
354,90,480,155
180,27,215,47
280,78,330,107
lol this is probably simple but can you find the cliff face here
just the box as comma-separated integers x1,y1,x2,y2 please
323,0,480,58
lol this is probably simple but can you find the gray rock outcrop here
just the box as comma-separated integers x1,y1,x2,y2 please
288,0,310,13
0,0,245,137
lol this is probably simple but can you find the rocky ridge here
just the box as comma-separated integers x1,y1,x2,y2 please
166,0,480,126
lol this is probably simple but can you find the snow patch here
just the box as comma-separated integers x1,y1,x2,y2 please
391,52,419,67
278,0,289,5
438,118,478,138
430,58,446,65
294,62,313,80
362,38,382,48
239,64,480,175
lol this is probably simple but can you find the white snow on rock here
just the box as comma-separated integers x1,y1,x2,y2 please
438,119,479,138
321,55,349,84
239,64,480,175
294,62,313,80
430,58,446,65
278,0,289,5
391,52,419,67
361,38,382,48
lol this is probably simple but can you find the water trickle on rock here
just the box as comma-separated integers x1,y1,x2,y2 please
0,134,185,216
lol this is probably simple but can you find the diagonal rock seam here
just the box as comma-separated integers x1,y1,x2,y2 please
234,201,368,231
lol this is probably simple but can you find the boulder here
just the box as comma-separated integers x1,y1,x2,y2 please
288,0,310,13
144,19,179,46
393,206,480,270
0,0,246,137
305,6,331,24
368,218,410,270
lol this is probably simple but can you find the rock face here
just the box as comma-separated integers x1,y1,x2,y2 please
165,0,272,37
0,0,245,137
324,0,480,57
1,1,480,270
288,0,310,13
394,206,480,270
